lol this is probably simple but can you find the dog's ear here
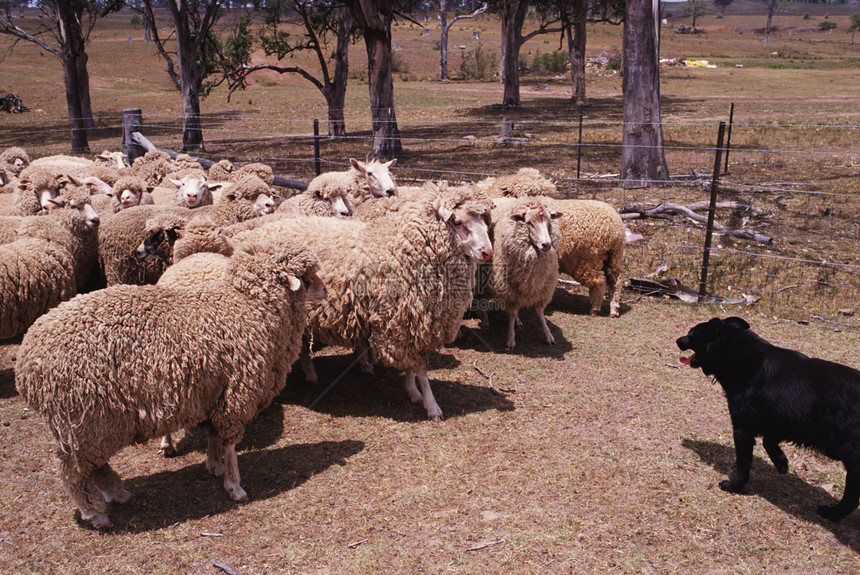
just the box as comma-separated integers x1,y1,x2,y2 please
724,317,750,330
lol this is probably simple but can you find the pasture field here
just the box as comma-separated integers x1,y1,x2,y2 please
1,5,860,573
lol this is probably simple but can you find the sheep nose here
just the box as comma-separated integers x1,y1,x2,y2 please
479,248,493,262
385,188,395,197
539,242,551,252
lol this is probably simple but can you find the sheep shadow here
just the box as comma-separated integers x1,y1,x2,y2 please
105,439,365,533
549,284,631,318
277,352,514,422
165,401,287,457
0,366,15,399
682,438,860,552
453,309,573,360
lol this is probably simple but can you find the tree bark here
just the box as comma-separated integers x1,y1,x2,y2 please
350,0,402,157
75,49,96,130
500,0,528,107
763,0,776,42
168,0,205,152
56,0,90,154
566,1,587,105
440,3,450,80
327,7,352,137
620,0,668,188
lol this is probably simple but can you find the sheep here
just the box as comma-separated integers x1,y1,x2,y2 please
232,162,274,185
99,206,191,286
478,167,559,199
106,175,154,213
14,236,326,529
131,150,174,187
553,199,625,318
276,185,353,218
0,187,100,339
11,167,64,215
208,159,234,181
237,181,493,421
0,146,30,189
205,173,276,227
306,158,397,210
481,196,562,350
94,150,128,170
152,172,218,209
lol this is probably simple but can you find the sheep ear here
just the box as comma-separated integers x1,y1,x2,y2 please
511,212,526,222
287,274,302,292
170,178,182,188
207,182,223,191
383,158,397,169
67,174,85,187
433,196,453,222
350,158,366,174
551,210,563,219
47,197,63,208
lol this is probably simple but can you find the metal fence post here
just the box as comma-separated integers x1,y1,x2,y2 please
313,119,321,176
723,102,734,175
698,121,726,302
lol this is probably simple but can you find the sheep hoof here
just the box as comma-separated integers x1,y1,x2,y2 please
160,445,176,458
545,336,556,346
80,510,112,530
105,487,133,505
506,340,516,351
206,461,225,478
227,485,248,502
429,414,443,423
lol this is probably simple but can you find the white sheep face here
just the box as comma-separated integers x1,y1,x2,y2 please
254,192,276,215
118,186,143,209
329,195,351,217
512,203,562,254
171,175,211,209
351,158,397,198
38,187,58,213
11,157,26,174
438,205,493,263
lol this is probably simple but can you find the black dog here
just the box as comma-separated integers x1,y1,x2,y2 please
677,316,860,521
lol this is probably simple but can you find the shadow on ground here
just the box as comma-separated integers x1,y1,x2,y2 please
105,439,365,533
683,438,860,553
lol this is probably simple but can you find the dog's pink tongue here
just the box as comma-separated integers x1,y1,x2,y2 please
678,354,694,367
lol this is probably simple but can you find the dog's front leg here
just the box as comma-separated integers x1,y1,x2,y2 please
763,436,789,474
721,428,755,492
818,467,860,522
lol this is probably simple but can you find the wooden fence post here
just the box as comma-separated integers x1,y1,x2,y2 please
122,108,145,163
698,121,726,302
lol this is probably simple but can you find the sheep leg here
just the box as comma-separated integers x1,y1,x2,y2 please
160,433,176,457
58,451,111,529
505,305,521,350
588,276,607,316
606,269,623,318
222,442,248,502
300,338,318,383
536,304,555,345
417,371,443,422
404,370,423,403
354,348,375,375
91,463,132,505
205,434,225,477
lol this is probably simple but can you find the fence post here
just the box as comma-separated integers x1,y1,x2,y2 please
576,104,584,181
723,102,734,175
698,121,726,302
122,108,145,163
313,119,321,176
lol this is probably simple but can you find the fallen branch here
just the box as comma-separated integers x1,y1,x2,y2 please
131,131,308,191
466,539,506,552
628,277,758,305
200,532,225,537
348,538,368,549
473,359,500,395
619,202,773,243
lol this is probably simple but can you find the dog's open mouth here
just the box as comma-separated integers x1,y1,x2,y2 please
678,353,696,367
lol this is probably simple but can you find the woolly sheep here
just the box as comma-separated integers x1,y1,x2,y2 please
277,186,353,218
0,146,30,188
107,175,154,213
99,206,191,286
554,199,625,317
206,173,276,226
238,181,493,421
232,162,274,185
0,187,100,339
15,236,326,528
162,172,218,209
478,167,558,199
11,166,64,215
208,159,234,181
94,150,128,170
306,158,397,210
481,196,562,350
131,150,174,187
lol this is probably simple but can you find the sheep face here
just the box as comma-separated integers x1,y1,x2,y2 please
253,192,276,215
511,202,562,254
436,201,493,263
315,190,352,217
171,175,214,209
67,174,112,197
135,227,180,262
117,185,145,209
351,158,397,198
48,193,100,229
96,151,128,170
37,186,59,213
11,156,26,174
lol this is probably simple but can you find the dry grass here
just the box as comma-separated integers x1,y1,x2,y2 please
1,9,860,572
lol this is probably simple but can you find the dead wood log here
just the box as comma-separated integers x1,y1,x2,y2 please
619,202,773,243
131,131,308,191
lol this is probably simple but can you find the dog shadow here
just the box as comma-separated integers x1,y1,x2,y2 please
683,439,860,552
105,439,365,533
276,352,515,422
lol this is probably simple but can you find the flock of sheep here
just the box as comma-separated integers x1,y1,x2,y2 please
0,144,626,529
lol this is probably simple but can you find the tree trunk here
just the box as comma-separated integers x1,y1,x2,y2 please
169,0,205,152
763,0,776,42
364,25,402,157
75,50,96,130
56,0,89,154
500,0,528,107
439,4,450,80
620,0,668,188
327,7,352,138
566,2,587,105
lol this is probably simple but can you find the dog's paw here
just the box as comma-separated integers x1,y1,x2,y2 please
719,479,745,493
817,504,848,522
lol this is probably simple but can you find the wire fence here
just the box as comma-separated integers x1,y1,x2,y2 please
2,106,858,329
